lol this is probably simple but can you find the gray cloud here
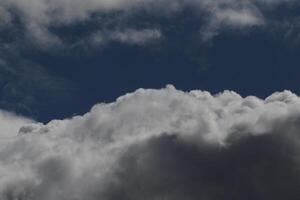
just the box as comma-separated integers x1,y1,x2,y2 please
89,28,162,46
1,86,300,199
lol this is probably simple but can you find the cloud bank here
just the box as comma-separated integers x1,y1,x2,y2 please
0,0,298,45
1,86,300,199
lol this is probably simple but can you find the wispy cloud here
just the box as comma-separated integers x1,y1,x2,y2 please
0,0,298,46
89,28,162,45
0,55,77,118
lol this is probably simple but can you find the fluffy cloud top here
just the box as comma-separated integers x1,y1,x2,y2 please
1,86,300,199
0,111,32,138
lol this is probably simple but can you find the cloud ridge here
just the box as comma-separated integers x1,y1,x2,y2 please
1,86,300,199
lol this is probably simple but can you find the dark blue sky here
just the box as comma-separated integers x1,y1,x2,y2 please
1,1,300,122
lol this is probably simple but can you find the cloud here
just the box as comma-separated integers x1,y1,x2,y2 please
0,0,298,46
201,6,264,40
1,86,300,199
0,111,33,138
89,28,162,46
0,7,11,27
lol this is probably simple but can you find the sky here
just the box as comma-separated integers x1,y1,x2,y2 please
2,0,300,199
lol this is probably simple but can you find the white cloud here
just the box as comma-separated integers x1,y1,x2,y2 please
1,86,300,199
216,9,262,26
0,111,33,138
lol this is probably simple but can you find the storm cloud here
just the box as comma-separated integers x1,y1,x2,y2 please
1,86,300,199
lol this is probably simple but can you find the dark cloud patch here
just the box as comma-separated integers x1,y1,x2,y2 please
103,132,300,200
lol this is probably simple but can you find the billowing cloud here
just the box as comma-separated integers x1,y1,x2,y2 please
0,0,298,46
1,86,300,199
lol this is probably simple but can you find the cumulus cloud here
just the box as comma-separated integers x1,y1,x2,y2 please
0,0,298,45
1,86,300,199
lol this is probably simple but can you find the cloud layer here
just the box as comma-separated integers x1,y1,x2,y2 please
1,86,300,199
0,0,298,45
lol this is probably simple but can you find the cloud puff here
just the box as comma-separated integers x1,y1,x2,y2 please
0,0,297,46
1,86,300,199
0,111,33,138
